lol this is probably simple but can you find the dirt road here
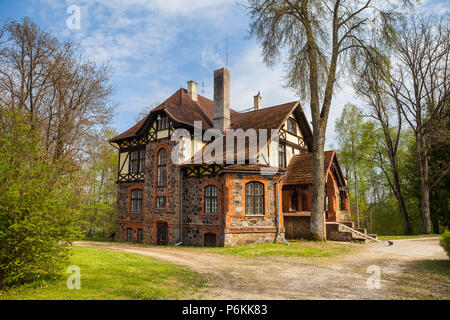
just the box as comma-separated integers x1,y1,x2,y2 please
75,238,449,300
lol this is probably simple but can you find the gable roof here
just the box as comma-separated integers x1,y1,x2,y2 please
110,87,312,148
284,151,346,186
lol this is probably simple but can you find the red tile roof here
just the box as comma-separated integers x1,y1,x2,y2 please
111,88,238,142
110,88,299,143
284,151,336,185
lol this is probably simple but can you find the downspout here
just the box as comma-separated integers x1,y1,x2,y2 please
275,172,289,246
175,170,183,246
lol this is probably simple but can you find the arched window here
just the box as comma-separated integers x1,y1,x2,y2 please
130,189,143,213
245,182,264,216
204,185,218,214
157,149,167,187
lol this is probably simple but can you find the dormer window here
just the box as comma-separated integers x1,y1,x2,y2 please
157,115,169,130
287,118,297,135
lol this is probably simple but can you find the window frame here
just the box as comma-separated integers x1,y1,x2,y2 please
204,185,218,215
157,115,169,131
157,149,167,187
130,189,143,213
287,118,297,135
129,148,145,174
245,182,265,216
126,228,133,242
156,196,166,209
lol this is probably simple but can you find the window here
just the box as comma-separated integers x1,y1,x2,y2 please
126,228,133,242
138,229,143,243
130,189,143,213
245,182,264,216
278,144,286,168
204,185,218,214
157,149,167,187
157,115,169,130
156,196,166,209
287,118,297,135
291,191,298,211
130,149,145,173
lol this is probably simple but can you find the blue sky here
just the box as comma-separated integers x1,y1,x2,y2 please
0,0,448,147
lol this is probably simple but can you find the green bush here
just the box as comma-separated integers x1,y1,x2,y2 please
440,231,450,259
0,109,80,289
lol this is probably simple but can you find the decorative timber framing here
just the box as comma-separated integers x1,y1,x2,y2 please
184,164,225,177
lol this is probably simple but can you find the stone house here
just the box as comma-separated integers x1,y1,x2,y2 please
109,67,354,247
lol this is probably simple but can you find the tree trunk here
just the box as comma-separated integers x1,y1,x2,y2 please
354,166,360,228
417,132,432,234
310,125,326,241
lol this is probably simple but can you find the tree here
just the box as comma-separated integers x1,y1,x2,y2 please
78,128,118,238
246,0,408,239
353,49,413,234
335,103,375,228
388,16,449,233
0,18,115,165
0,108,80,288
134,101,160,123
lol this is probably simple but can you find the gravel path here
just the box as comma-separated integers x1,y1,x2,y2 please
74,238,448,300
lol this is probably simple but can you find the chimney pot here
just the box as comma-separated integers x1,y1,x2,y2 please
213,68,230,132
254,91,262,110
187,80,198,101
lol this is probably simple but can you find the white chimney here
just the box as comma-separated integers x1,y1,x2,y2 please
213,68,230,132
254,91,262,110
187,80,198,101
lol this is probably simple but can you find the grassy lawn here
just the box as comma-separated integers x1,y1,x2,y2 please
378,234,441,241
0,247,205,300
390,259,450,299
195,240,353,258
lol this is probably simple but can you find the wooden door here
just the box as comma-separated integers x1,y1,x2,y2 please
156,222,168,245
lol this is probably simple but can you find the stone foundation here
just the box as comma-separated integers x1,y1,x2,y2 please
284,216,313,240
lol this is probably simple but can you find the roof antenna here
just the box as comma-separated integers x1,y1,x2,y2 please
201,81,205,96
226,33,229,69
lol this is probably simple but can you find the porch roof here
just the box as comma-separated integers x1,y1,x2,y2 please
283,151,336,185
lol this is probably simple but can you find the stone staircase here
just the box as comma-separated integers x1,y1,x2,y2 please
326,221,379,243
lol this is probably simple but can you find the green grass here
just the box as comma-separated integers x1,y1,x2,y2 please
195,240,352,258
79,236,116,242
0,247,205,300
378,234,441,241
417,260,450,279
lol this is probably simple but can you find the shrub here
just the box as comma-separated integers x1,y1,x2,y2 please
0,109,80,289
440,231,450,259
